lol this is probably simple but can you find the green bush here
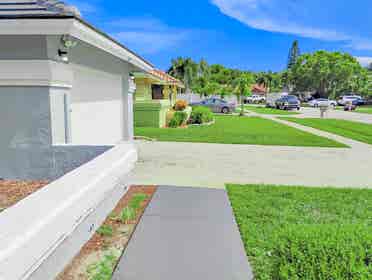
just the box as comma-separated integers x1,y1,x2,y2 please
120,207,136,223
97,225,113,237
189,106,214,124
273,224,371,279
87,250,120,280
129,193,148,211
168,111,187,128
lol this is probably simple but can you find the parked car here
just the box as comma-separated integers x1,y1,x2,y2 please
244,94,266,104
190,98,236,114
266,92,288,108
337,95,365,106
275,95,301,110
308,98,337,108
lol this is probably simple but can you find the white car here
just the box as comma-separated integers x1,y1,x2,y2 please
337,95,364,106
308,98,337,107
244,95,266,104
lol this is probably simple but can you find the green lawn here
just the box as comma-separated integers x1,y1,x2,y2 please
281,117,372,144
135,115,346,147
227,184,372,280
243,106,300,115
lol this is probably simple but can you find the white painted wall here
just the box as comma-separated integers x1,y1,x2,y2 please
0,143,137,280
70,63,125,145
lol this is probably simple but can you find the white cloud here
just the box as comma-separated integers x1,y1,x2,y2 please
108,17,192,54
211,0,372,50
356,56,372,67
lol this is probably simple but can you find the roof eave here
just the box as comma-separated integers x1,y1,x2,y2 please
0,16,154,72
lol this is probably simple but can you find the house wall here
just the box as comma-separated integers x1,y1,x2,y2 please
135,79,152,101
67,38,131,145
0,35,136,180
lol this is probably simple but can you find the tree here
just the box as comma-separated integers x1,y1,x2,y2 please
369,62,372,71
168,57,198,94
287,40,300,70
233,73,254,116
290,51,368,97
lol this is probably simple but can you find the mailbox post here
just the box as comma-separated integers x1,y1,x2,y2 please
318,100,330,118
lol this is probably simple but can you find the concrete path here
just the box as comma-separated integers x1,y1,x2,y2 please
295,107,372,124
112,186,253,280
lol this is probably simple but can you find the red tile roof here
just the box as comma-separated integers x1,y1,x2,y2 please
150,69,184,87
252,84,267,94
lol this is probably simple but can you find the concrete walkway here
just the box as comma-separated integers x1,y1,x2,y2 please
295,107,372,124
112,186,253,280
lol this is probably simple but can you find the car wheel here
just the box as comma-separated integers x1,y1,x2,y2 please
221,107,229,114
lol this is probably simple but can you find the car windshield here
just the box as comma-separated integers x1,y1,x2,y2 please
286,96,298,101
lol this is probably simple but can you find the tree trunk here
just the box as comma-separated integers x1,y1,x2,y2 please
240,95,244,116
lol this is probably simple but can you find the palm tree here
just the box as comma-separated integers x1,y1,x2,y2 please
168,57,197,94
234,74,254,116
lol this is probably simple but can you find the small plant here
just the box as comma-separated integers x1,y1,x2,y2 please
97,225,113,237
120,206,136,223
87,250,120,280
189,106,214,124
168,111,187,128
129,193,148,211
174,100,188,111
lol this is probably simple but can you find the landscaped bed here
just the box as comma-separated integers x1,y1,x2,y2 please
135,115,346,147
57,185,156,280
0,180,49,212
227,184,372,280
281,117,372,144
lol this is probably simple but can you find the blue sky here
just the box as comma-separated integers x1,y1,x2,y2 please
69,0,372,72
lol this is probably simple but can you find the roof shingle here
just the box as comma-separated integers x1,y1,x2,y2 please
0,0,80,17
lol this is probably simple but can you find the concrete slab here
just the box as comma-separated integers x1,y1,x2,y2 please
132,140,372,189
112,186,253,280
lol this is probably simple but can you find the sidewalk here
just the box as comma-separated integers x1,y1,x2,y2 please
112,186,253,280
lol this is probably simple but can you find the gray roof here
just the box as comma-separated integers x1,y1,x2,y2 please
0,0,81,18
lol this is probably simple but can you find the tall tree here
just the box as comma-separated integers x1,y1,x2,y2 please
168,57,198,94
369,62,372,71
287,40,300,70
290,51,368,97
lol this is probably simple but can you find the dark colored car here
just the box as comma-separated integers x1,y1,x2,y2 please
275,95,301,110
190,98,236,114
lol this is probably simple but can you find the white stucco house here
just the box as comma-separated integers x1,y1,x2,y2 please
0,0,154,179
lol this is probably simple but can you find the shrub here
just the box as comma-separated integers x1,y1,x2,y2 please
189,106,214,124
174,100,188,111
129,193,148,211
273,224,372,279
97,225,113,237
168,111,187,128
120,207,136,223
87,250,120,280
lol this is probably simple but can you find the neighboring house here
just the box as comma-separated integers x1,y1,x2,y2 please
0,0,153,179
252,84,267,95
134,69,184,127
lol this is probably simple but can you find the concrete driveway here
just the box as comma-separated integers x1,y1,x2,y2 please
132,108,372,189
132,140,372,189
296,107,372,124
